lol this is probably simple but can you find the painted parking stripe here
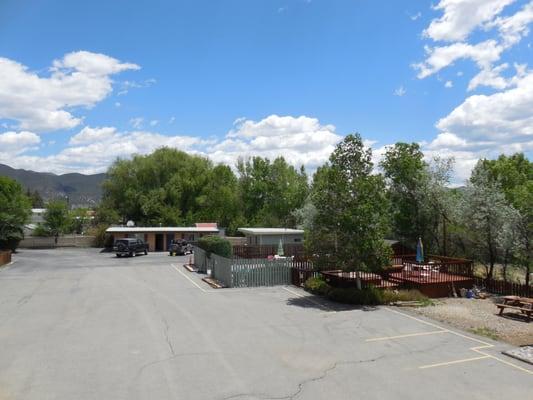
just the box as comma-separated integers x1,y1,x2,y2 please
366,330,447,342
419,355,491,369
385,307,533,375
170,264,208,292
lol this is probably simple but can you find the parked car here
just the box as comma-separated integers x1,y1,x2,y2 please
169,239,193,256
114,238,148,257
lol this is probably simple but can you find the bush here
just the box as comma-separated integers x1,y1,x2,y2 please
320,287,430,306
327,286,384,305
87,224,113,248
32,223,51,237
304,276,332,296
380,289,428,304
198,235,232,258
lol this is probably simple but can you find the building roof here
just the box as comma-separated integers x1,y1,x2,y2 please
195,222,218,228
238,228,304,235
106,226,219,233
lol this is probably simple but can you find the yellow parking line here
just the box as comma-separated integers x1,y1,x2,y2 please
385,307,533,375
419,355,491,369
366,330,447,342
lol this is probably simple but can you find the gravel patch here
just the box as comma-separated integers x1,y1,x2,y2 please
412,297,533,346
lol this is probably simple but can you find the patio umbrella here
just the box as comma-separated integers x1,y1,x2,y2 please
416,237,424,263
277,239,284,256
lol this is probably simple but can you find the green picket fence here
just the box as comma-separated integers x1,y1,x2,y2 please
231,257,292,288
194,247,292,288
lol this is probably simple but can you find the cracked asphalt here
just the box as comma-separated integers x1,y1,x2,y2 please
0,248,532,400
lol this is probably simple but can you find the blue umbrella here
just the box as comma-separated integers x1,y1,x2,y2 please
416,237,424,263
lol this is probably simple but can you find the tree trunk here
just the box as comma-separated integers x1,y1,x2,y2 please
502,249,509,283
486,217,495,279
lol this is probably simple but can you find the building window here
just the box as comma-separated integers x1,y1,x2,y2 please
294,238,302,243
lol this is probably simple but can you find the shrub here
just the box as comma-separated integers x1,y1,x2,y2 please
198,235,232,258
87,224,114,248
327,286,384,305
32,223,51,237
304,276,332,296
380,289,429,304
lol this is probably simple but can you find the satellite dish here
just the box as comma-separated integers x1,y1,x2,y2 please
126,220,135,227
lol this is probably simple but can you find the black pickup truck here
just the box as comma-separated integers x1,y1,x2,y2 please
114,238,149,257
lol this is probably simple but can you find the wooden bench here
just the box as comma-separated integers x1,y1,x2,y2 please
496,297,532,322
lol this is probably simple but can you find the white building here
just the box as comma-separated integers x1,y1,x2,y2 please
237,228,304,246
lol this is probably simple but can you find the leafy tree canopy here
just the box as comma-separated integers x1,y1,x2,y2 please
310,133,391,272
0,176,31,250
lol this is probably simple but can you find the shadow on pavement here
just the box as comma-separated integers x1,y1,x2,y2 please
285,295,380,313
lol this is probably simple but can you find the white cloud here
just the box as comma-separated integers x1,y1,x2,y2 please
150,120,159,127
208,115,342,171
489,1,533,45
69,126,117,145
1,127,206,174
414,40,504,79
129,117,144,129
117,78,156,95
168,116,176,124
0,51,139,132
0,131,40,154
424,0,516,42
394,86,407,96
415,1,533,90
115,102,121,108
424,70,533,182
445,80,454,87
1,115,345,175
412,1,533,184
410,12,422,21
437,70,533,144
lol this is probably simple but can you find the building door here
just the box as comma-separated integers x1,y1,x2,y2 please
155,234,164,251
166,233,175,251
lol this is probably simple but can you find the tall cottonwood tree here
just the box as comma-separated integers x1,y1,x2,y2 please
311,133,391,272
237,156,308,227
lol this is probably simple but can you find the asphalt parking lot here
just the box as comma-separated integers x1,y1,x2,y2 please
0,248,532,400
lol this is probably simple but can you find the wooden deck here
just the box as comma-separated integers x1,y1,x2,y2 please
389,271,474,297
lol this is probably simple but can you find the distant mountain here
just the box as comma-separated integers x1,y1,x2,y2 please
0,164,105,207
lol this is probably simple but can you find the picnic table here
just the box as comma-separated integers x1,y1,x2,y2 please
496,296,533,322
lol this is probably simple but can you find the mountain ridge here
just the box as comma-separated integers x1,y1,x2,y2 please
0,163,105,207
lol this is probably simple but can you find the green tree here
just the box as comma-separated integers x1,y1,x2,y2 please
100,147,244,229
380,143,456,255
44,200,70,244
380,143,428,248
482,154,532,286
195,165,243,234
460,162,513,279
237,156,308,227
0,177,31,251
26,189,44,208
311,134,391,272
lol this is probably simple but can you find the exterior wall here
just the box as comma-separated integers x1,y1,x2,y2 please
146,233,156,252
249,234,304,246
19,235,95,248
107,230,218,251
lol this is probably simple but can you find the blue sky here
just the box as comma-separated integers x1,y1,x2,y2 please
0,0,532,182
